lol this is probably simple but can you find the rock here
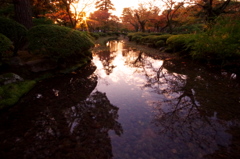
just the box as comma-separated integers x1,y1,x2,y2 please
0,73,24,85
25,59,57,72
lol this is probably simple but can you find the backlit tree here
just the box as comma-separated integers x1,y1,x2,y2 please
95,0,115,11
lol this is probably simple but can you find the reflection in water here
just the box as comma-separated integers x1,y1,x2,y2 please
1,40,240,159
0,65,122,159
92,40,240,159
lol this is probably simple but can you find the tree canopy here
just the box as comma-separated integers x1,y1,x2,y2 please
95,0,115,11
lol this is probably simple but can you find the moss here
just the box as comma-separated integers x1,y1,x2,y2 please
0,80,36,110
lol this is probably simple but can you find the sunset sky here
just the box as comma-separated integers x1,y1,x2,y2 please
111,0,140,17
75,0,166,17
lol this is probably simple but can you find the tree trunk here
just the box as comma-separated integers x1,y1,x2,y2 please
13,0,33,29
140,22,145,32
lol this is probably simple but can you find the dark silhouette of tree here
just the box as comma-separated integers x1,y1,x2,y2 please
198,0,231,23
31,0,56,18
95,0,115,11
13,0,32,29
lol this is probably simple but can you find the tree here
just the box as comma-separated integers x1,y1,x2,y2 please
95,0,115,11
161,0,184,33
194,0,232,24
89,9,111,31
147,6,161,32
41,0,95,28
122,2,162,32
121,8,139,32
60,0,78,28
108,15,120,31
0,0,14,18
31,0,56,18
13,0,33,29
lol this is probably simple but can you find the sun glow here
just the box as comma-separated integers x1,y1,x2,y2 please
82,16,87,21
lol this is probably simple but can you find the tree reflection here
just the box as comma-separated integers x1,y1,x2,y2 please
93,41,122,75
130,52,240,156
0,64,123,159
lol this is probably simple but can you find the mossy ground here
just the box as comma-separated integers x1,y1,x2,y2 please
0,80,36,110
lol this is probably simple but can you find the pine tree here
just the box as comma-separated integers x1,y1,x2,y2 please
95,0,115,11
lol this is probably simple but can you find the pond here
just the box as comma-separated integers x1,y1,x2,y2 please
0,40,240,159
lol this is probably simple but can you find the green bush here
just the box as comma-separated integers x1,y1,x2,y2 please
140,34,173,47
127,32,148,41
0,33,12,58
0,4,14,18
174,24,204,34
152,34,172,42
140,35,154,43
190,18,240,60
28,25,94,60
166,34,195,53
0,17,27,54
98,32,107,37
33,18,54,26
89,32,100,39
155,40,165,48
132,35,143,43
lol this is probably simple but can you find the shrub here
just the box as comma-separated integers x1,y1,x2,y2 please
98,32,107,37
0,33,12,58
140,35,155,43
152,34,172,42
0,17,27,54
132,35,143,43
33,18,54,26
174,24,204,34
155,40,165,48
127,32,148,41
140,34,173,46
166,34,195,53
28,25,94,60
190,18,240,61
89,32,100,39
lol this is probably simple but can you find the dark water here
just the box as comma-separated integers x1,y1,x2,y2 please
1,40,240,159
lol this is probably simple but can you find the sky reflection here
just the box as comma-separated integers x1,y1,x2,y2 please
92,40,240,159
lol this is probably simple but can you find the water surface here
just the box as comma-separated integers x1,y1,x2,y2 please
92,40,240,159
0,40,240,159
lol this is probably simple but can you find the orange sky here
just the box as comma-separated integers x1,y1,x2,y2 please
111,0,141,17
74,0,175,17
